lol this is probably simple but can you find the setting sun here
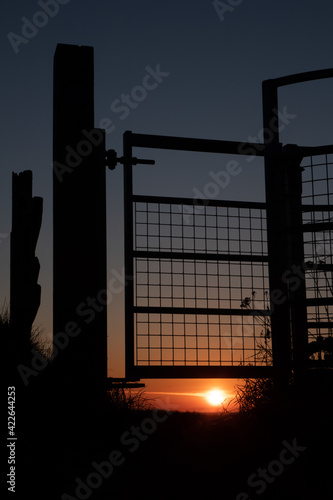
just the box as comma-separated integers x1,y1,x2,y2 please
205,389,226,407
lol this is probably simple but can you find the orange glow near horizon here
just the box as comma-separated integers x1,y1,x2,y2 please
145,382,235,413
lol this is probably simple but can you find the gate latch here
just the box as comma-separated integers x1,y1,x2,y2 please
105,150,155,170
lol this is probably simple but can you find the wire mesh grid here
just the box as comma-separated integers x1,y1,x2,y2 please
133,198,272,367
301,154,333,358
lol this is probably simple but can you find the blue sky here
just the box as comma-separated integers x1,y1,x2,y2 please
1,0,332,408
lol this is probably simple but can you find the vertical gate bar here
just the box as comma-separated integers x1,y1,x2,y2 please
262,81,292,389
282,145,309,384
123,131,135,380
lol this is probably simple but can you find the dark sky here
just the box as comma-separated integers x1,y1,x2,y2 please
1,0,332,404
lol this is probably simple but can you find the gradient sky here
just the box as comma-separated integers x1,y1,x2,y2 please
1,0,332,411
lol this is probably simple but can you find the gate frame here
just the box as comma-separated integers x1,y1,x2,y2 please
123,132,273,380
262,68,333,387
123,68,333,384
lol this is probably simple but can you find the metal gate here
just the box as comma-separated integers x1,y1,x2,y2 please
262,69,333,385
123,133,273,379
302,150,333,366
123,69,333,383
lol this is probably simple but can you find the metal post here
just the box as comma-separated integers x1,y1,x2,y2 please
123,131,135,380
282,145,308,384
262,81,292,389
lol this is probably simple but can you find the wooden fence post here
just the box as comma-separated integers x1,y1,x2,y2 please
10,170,43,358
53,44,107,402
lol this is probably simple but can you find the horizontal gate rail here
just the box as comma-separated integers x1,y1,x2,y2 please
307,322,333,329
302,222,333,232
134,250,269,263
128,365,275,379
134,306,270,316
264,68,333,88
306,297,333,306
133,194,266,209
302,204,332,212
130,133,267,156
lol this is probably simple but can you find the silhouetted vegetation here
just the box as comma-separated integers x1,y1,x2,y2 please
107,387,153,412
1,300,10,333
5,299,333,499
234,377,275,413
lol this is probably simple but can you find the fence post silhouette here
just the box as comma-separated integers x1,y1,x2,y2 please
263,83,310,390
262,81,292,390
53,44,107,402
10,170,43,359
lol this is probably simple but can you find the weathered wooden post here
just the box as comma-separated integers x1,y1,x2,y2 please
10,170,43,357
53,44,107,401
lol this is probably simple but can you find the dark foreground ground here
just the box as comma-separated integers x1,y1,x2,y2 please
9,370,333,500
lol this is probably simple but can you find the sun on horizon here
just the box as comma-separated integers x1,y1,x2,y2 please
205,389,227,407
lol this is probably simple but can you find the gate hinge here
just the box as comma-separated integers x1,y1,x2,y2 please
105,150,155,170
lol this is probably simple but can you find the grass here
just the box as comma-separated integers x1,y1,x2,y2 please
106,387,154,412
4,300,333,499
0,299,10,332
234,377,276,413
4,299,52,366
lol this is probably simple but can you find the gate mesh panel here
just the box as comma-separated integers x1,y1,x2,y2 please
133,198,272,367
